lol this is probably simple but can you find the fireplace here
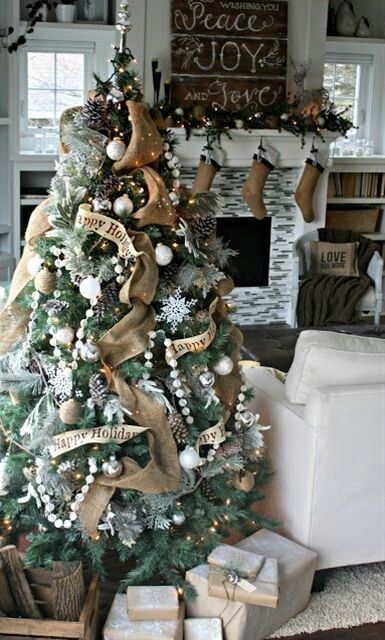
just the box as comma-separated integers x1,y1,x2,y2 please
216,217,271,288
176,129,334,324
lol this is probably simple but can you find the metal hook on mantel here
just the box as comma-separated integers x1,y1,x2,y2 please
258,136,266,153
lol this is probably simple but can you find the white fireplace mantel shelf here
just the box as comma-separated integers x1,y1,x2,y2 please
171,128,339,169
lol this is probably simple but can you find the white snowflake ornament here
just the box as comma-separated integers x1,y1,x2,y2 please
157,288,197,334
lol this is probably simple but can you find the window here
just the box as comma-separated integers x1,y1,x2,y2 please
21,42,94,134
324,53,373,136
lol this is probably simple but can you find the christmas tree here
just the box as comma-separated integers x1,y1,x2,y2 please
0,3,272,596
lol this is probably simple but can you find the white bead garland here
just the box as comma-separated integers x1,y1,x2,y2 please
164,338,194,425
142,331,156,381
163,141,181,204
35,457,97,529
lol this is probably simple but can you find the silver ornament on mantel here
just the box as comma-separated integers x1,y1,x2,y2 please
213,355,234,376
102,455,123,479
106,137,127,161
240,410,256,429
80,341,100,363
155,243,173,267
172,511,186,526
199,370,215,389
113,194,134,217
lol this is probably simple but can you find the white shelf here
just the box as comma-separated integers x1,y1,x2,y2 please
20,21,116,32
363,233,385,241
0,118,9,126
328,198,385,204
327,36,385,45
20,197,46,206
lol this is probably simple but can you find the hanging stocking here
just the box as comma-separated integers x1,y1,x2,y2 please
191,143,225,194
242,141,279,220
295,145,328,223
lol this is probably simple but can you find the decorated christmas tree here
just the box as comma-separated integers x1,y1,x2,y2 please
0,3,272,595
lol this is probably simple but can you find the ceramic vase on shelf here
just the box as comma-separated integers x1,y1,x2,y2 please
356,17,370,38
335,0,357,37
55,1,77,23
83,0,96,21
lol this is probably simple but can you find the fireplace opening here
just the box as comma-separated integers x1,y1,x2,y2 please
216,216,271,287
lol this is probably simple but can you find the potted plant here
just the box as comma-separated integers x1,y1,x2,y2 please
55,0,77,23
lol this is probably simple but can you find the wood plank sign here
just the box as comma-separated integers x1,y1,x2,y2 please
171,0,288,112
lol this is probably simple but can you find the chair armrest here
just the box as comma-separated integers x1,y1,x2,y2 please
304,382,385,431
367,251,383,292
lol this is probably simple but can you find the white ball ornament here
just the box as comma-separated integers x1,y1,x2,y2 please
179,446,201,470
79,276,101,300
155,243,173,266
80,342,100,363
172,511,186,526
55,326,75,345
106,137,127,161
213,355,234,376
113,194,134,217
27,255,43,276
107,88,124,103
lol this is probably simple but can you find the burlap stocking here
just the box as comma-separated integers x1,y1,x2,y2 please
295,148,327,223
242,142,279,220
192,143,225,194
113,101,163,174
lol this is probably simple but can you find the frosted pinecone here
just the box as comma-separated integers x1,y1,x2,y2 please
44,300,70,315
159,263,179,293
190,214,217,241
94,176,122,203
81,98,107,130
89,373,109,407
168,412,188,445
94,281,120,320
201,479,216,502
216,441,242,459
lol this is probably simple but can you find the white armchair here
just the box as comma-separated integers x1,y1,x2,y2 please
244,330,385,570
290,230,383,327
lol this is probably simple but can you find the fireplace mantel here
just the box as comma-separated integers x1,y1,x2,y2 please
172,128,339,169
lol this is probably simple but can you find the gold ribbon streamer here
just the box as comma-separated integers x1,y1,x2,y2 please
165,298,218,364
49,424,150,458
76,204,140,260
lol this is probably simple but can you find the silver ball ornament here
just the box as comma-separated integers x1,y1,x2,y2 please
155,243,173,266
55,326,75,345
102,455,123,479
172,511,186,526
198,370,215,388
107,88,124,103
80,342,100,363
213,355,234,376
240,410,256,428
79,276,101,300
106,137,127,161
93,198,112,212
113,194,134,217
179,446,201,470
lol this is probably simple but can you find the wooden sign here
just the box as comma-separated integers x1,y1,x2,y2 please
171,0,288,112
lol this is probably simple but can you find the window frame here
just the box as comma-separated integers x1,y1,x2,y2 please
325,40,385,153
20,40,95,137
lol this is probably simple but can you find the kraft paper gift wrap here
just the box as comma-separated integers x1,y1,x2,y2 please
127,585,179,621
207,543,265,580
184,617,223,640
103,594,184,640
186,529,317,640
207,556,279,608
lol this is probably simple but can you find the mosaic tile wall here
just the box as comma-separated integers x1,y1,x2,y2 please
181,166,300,325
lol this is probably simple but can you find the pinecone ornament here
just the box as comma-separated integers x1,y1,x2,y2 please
190,213,217,241
168,412,188,445
201,479,216,502
94,281,120,320
159,263,179,293
81,98,107,130
89,373,109,407
94,175,122,203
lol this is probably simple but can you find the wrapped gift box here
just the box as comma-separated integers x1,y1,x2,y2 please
184,617,223,640
103,594,184,640
208,555,279,608
208,544,265,580
186,529,317,640
127,585,179,621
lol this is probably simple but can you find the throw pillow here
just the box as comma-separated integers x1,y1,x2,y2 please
310,241,359,277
